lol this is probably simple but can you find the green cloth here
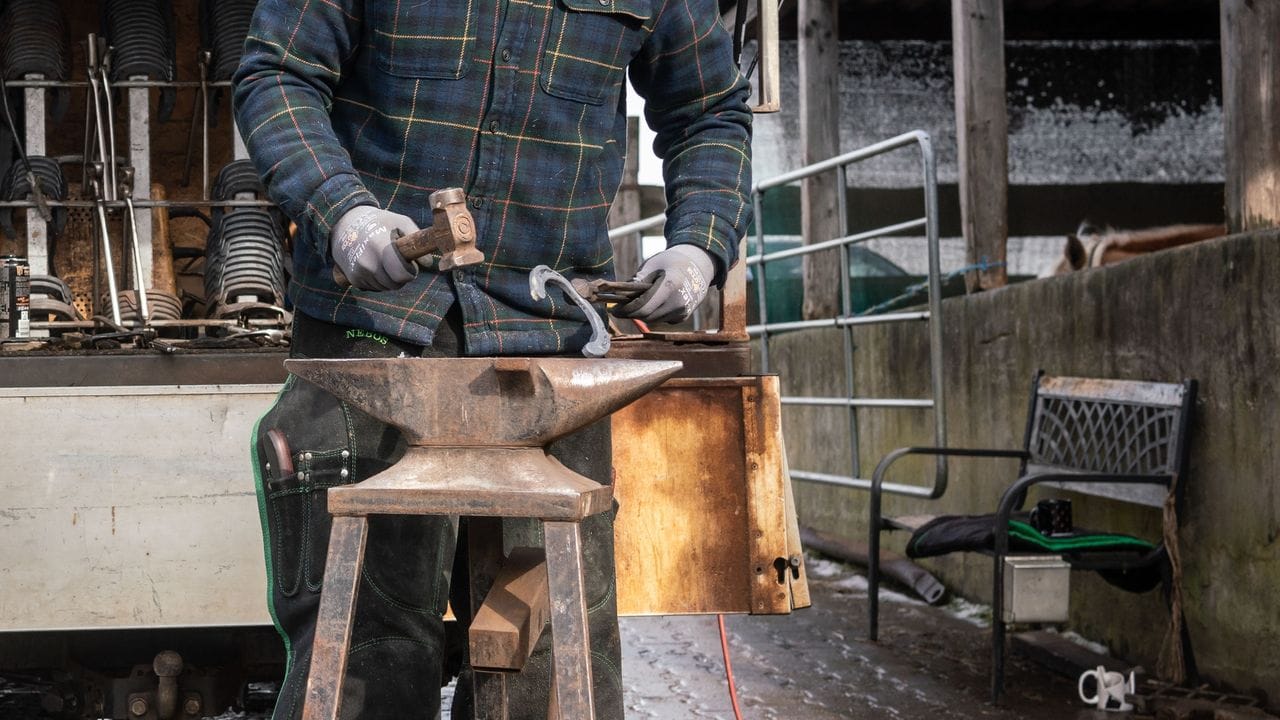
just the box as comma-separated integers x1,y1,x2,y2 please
1007,520,1155,552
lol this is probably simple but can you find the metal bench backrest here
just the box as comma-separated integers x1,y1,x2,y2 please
1023,374,1197,507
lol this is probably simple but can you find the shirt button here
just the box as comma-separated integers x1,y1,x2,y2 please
470,196,484,209
453,270,466,282
598,0,609,5
501,48,512,62
488,120,499,133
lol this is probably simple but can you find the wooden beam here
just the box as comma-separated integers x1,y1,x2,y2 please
467,518,510,718
798,0,842,320
952,0,1009,291
1221,0,1280,232
468,547,550,672
608,117,644,281
754,0,781,113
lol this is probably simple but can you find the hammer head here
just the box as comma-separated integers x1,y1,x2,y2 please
430,188,483,271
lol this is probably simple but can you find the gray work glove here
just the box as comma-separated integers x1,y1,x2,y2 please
615,244,716,324
330,206,419,291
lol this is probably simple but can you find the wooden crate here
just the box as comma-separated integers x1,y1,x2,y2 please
612,375,809,616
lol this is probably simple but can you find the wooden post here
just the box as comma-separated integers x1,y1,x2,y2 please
799,0,842,320
1221,0,1280,232
608,117,643,281
952,0,1009,291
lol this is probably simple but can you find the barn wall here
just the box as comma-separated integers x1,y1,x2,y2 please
746,39,1225,278
774,230,1280,698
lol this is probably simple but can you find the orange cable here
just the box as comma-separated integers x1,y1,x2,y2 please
718,614,745,720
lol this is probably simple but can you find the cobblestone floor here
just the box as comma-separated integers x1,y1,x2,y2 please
3,556,1103,719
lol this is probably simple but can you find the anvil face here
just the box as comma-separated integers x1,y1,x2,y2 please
284,357,682,447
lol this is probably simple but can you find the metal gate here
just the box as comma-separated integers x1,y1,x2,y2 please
610,130,950,499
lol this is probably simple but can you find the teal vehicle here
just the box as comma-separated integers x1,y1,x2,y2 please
746,239,929,325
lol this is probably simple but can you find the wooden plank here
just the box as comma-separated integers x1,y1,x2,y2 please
150,183,178,296
763,375,811,609
743,382,793,615
1038,375,1186,407
613,376,803,615
798,0,843,319
468,519,509,720
952,0,1009,291
720,234,749,337
1221,0,1280,232
612,381,752,614
468,547,550,672
753,0,781,113
302,516,368,720
543,522,596,719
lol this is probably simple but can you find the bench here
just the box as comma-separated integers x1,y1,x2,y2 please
866,371,1197,703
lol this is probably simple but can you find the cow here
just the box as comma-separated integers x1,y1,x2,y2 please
1044,221,1226,276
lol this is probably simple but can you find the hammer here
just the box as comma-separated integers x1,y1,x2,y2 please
332,187,484,288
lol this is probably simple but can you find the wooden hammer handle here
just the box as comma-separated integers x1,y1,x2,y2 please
331,226,443,288
331,188,479,288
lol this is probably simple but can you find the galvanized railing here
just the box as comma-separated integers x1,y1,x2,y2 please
610,130,948,499
752,131,947,499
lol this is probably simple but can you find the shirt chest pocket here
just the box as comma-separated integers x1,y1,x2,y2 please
369,1,479,79
541,0,652,105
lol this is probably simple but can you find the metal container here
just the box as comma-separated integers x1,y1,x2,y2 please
1002,555,1071,623
0,255,30,338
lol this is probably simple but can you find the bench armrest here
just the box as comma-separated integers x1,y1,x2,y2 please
866,445,1031,642
992,471,1175,556
871,446,1031,501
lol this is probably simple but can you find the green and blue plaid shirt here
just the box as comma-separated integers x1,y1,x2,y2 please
233,0,753,355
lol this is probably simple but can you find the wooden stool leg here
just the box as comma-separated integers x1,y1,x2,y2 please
302,515,369,720
468,518,510,720
543,521,595,720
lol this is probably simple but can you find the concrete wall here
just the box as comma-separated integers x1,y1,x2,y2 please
773,231,1280,698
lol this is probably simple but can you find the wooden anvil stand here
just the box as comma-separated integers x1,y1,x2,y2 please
286,356,682,720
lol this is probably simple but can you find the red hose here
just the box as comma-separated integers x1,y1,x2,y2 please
718,614,745,720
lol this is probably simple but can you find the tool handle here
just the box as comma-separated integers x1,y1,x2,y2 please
332,187,476,288
570,278,655,303
265,428,295,479
331,227,434,288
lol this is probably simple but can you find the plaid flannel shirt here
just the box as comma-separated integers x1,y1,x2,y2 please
233,0,753,355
